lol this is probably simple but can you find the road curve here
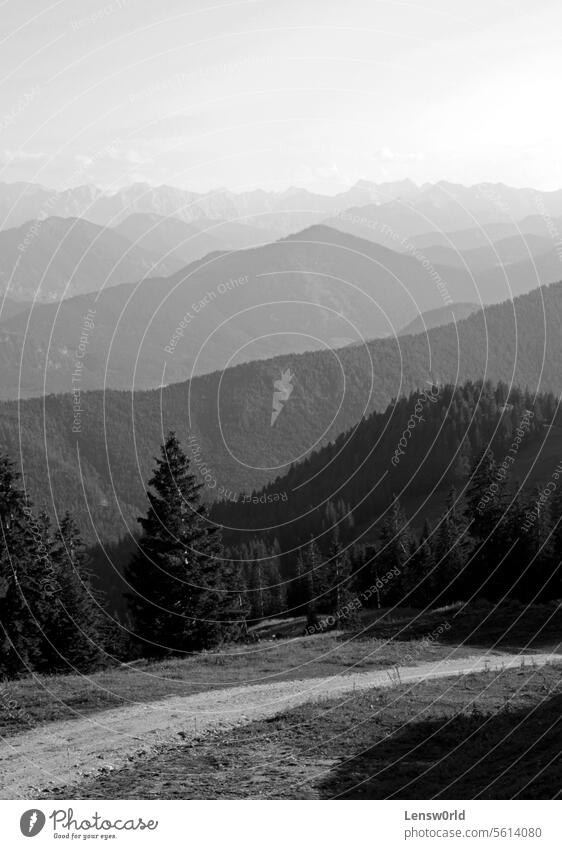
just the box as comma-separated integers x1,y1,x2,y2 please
1,652,560,798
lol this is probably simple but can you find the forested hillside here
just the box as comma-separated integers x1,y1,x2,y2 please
2,280,562,544
214,379,559,550
94,380,562,621
210,380,562,622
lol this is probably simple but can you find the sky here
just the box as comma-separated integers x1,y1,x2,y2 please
0,0,561,194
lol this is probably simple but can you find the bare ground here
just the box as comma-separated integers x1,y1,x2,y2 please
1,651,559,799
65,663,562,800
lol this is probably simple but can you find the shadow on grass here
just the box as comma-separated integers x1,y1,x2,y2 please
319,693,562,799
360,601,562,653
442,602,562,653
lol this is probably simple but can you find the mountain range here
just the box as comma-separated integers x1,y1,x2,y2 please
0,296,29,322
2,177,562,549
113,213,269,262
2,178,561,312
0,216,182,302
3,179,562,238
3,276,562,543
397,303,481,336
2,221,561,401
0,179,415,233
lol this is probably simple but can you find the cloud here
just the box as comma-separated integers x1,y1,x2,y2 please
72,145,152,172
73,154,94,168
373,147,423,162
123,148,153,165
1,149,45,162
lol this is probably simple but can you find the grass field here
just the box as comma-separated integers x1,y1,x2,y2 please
1,600,560,739
44,663,562,800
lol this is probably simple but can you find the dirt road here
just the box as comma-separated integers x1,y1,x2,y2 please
1,652,560,798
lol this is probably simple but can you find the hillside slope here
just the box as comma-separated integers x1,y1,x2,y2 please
2,279,562,542
398,303,480,336
213,380,561,554
0,223,558,401
0,217,182,301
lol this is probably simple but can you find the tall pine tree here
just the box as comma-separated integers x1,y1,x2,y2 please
0,456,40,676
126,432,243,654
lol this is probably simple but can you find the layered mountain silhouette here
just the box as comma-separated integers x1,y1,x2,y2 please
398,303,481,336
4,179,562,239
3,277,562,542
0,179,420,232
417,234,555,272
0,216,183,301
113,213,268,263
0,295,29,322
327,182,562,245
2,222,560,401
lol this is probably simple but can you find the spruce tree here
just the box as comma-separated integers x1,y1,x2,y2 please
0,456,38,676
219,557,250,641
46,513,106,671
1,455,108,676
324,528,358,627
292,548,307,613
466,447,501,537
545,484,562,599
378,496,414,604
465,448,506,598
433,487,471,603
126,432,240,654
351,543,380,604
406,519,436,606
246,548,265,621
302,536,322,627
267,537,286,615
24,509,62,672
241,537,285,621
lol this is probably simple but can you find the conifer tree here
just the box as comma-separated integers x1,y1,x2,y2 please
0,456,38,676
543,485,562,599
324,527,358,627
514,485,551,600
0,455,110,676
126,432,241,654
302,536,322,626
47,512,106,670
465,447,507,598
291,548,306,613
406,519,436,605
267,537,286,614
246,546,266,621
466,447,501,537
351,543,380,604
242,537,285,621
219,557,250,641
378,497,414,604
433,487,471,602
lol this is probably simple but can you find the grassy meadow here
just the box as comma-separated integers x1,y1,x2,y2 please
2,600,560,738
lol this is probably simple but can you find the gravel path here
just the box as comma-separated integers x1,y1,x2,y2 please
1,652,560,798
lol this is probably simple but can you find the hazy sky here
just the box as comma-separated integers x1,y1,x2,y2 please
1,0,561,193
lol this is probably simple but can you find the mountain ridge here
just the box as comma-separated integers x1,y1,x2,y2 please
0,216,184,302
2,276,562,543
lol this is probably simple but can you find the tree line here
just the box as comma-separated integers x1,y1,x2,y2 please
0,455,106,678
2,378,562,678
215,380,562,617
7,276,562,547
